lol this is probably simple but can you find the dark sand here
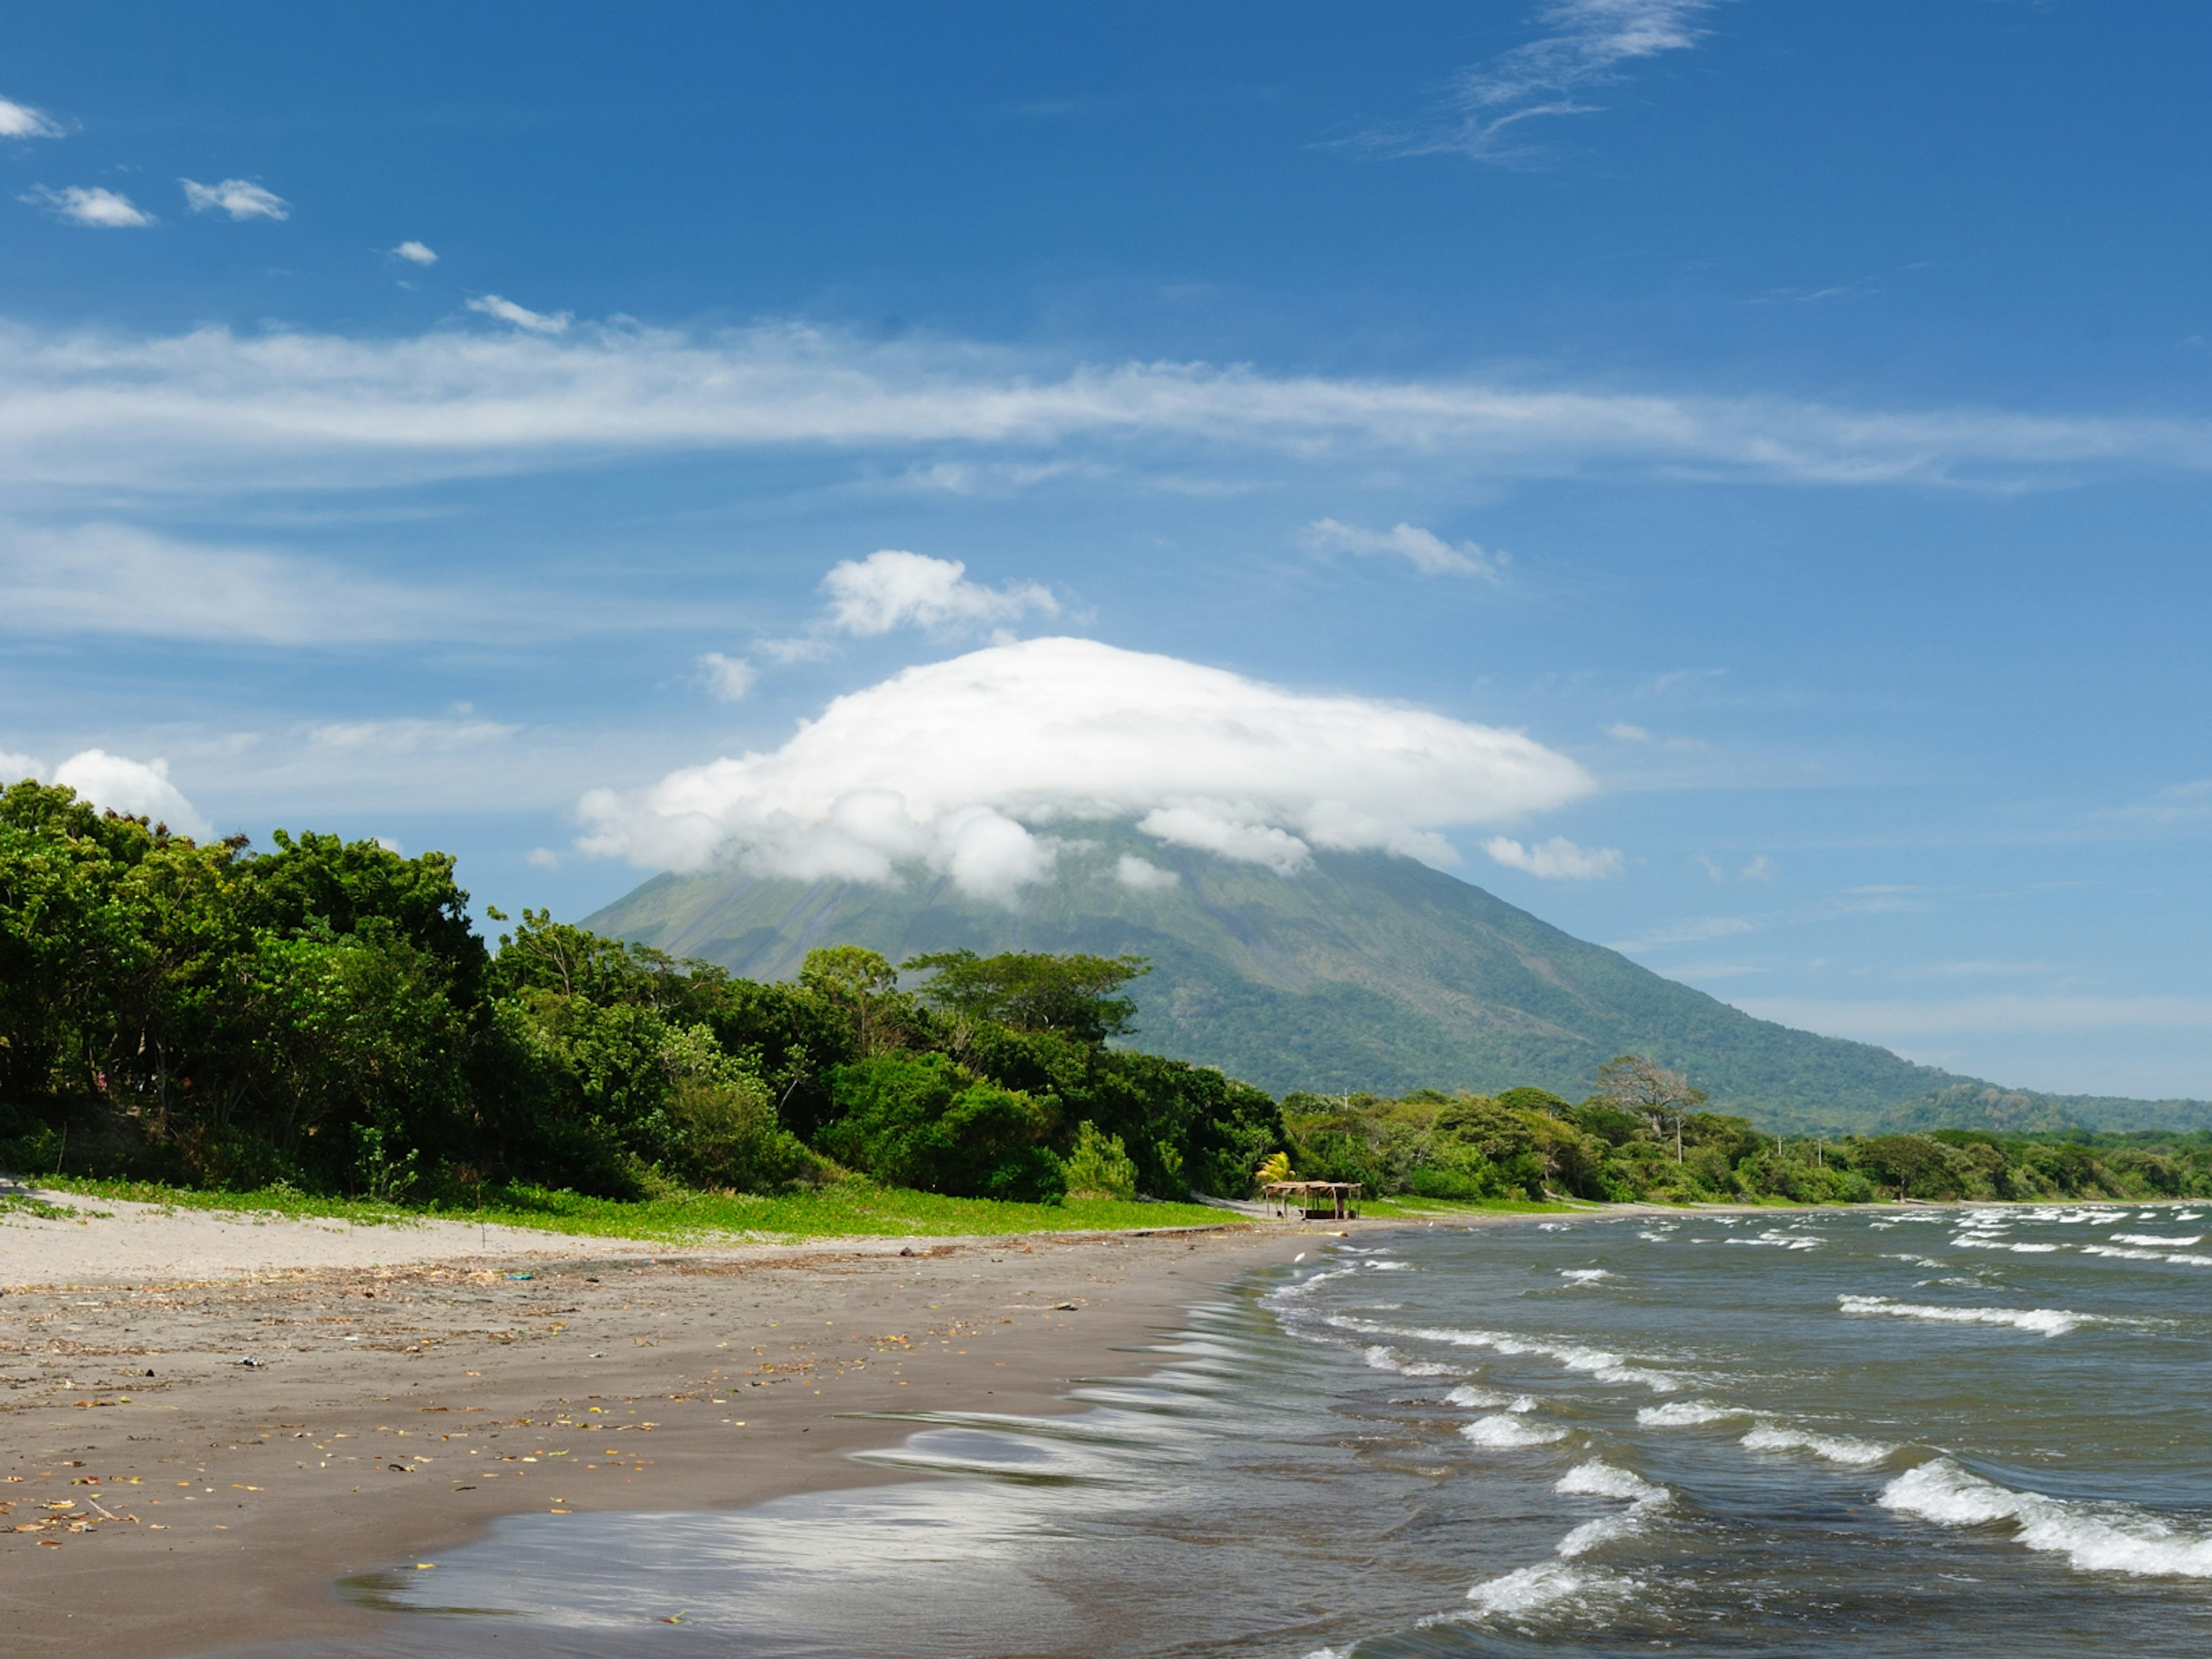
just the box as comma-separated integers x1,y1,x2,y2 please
0,1222,1327,1656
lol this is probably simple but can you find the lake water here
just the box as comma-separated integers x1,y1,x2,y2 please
277,1205,2212,1657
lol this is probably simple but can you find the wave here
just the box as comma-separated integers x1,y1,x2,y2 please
1462,1413,1568,1448
1726,1229,1823,1250
1326,1315,1680,1392
1446,1383,1509,1408
1559,1268,1612,1283
1837,1294,2093,1336
1740,1421,1896,1467
1362,1344,1456,1378
1951,1236,2063,1253
1460,1560,1635,1621
1553,1459,1671,1557
1881,1458,2212,1578
2108,1232,2203,1247
1636,1399,1744,1427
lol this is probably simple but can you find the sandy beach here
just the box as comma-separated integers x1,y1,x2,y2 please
0,1187,1330,1656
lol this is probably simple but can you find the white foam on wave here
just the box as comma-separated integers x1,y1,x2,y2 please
1636,1229,1674,1243
1726,1229,1822,1250
1560,1268,1612,1283
1460,1560,1634,1620
1740,1421,1896,1466
2082,1242,2212,1267
1462,1413,1569,1448
1552,1459,1672,1556
2110,1232,2204,1247
1325,1315,1681,1392
1636,1399,1744,1427
1837,1293,2091,1336
1446,1383,1508,1408
1952,1234,2063,1253
1362,1344,1457,1378
1556,1459,1666,1503
1881,1458,2212,1578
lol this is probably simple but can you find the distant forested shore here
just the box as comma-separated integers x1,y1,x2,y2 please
3,782,2206,1215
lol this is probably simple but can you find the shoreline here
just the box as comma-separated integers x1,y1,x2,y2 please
1,1192,1342,1657
2,1188,2173,1655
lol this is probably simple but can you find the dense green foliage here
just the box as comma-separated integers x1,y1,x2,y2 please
9,780,2202,1221
0,781,1282,1206
1279,1086,2212,1205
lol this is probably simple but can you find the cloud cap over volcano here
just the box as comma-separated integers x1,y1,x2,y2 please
577,636,1593,898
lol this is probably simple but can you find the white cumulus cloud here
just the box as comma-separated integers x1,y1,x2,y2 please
465,294,571,335
577,635,1594,901
821,550,1059,636
1305,517,1505,580
51,749,211,838
0,97,65,139
22,185,154,228
1115,853,1180,891
2,749,46,782
392,240,438,265
1485,834,1624,880
181,178,289,221
696,651,756,701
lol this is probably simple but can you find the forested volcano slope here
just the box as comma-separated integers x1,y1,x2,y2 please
588,823,2196,1133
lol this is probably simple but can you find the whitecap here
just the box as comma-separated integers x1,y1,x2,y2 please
1462,1414,1569,1448
1323,1315,1680,1392
1461,1560,1631,1620
1881,1458,2212,1578
2109,1232,2204,1247
1556,1459,1666,1503
1553,1460,1671,1556
1445,1383,1508,1408
1740,1421,1896,1466
1727,1229,1822,1250
1362,1344,1455,1378
1560,1268,1612,1283
1837,1293,2090,1336
1637,1399,1744,1427
1636,1229,1673,1243
1953,1236,2063,1254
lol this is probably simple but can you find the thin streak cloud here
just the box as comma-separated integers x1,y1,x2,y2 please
2,318,2210,497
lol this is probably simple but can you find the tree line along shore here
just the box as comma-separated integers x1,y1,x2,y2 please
4,780,2208,1228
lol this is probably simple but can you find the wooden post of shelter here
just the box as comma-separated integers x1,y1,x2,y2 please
1260,1180,1362,1221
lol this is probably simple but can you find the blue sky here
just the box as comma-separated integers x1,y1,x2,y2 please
6,1,2211,1097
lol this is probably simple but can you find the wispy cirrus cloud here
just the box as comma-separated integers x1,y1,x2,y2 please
181,178,289,221
5,317,2211,500
0,520,721,646
465,293,571,334
1361,0,1715,164
21,184,154,227
1304,517,1505,579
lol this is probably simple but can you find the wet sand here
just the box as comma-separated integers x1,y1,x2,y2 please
0,1192,1327,1656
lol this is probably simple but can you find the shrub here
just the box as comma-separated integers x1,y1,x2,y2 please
1063,1120,1139,1200
820,1053,1066,1202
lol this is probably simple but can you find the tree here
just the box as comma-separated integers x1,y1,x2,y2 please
902,949,1151,1045
1594,1054,1706,1163
798,945,906,1056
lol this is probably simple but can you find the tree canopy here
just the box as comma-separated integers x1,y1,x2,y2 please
902,948,1150,1044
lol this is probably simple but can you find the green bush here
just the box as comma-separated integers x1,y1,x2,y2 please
820,1052,1066,1203
1063,1120,1139,1200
